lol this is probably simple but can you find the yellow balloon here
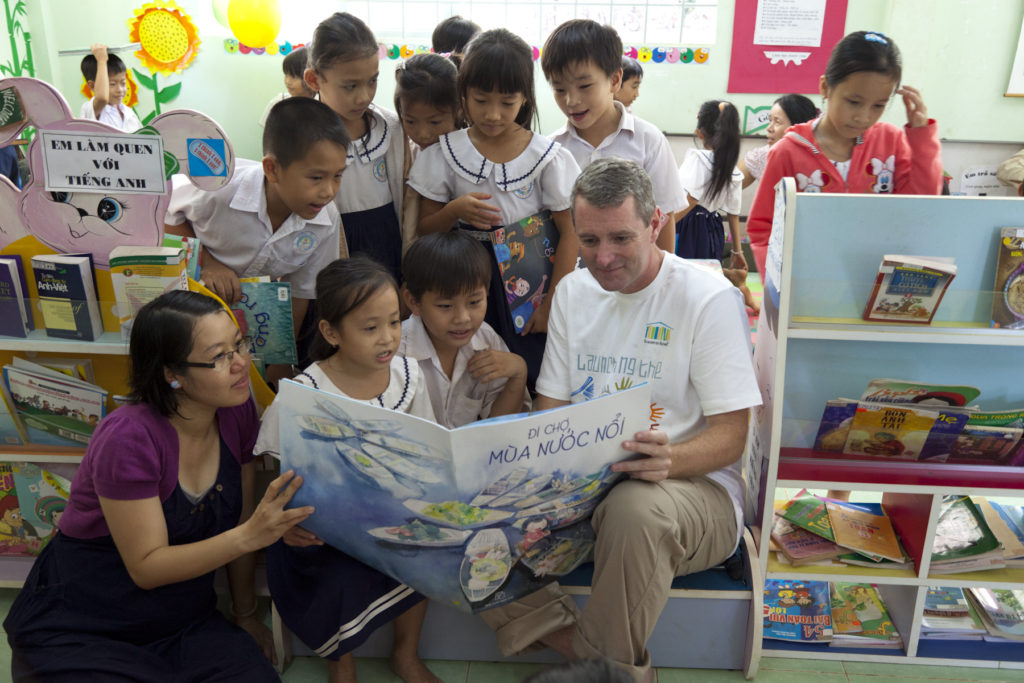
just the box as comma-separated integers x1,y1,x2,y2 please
227,0,281,48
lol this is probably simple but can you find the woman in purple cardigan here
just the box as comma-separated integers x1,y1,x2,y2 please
4,290,313,682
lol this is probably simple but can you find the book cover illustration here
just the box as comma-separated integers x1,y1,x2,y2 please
826,501,904,562
0,462,35,556
10,461,71,554
930,496,1001,566
812,399,857,452
991,227,1024,329
859,378,980,407
770,514,842,565
0,376,26,445
863,254,957,324
829,583,863,636
109,245,189,335
2,358,108,446
277,380,650,613
233,280,296,366
30,253,103,341
924,586,970,615
488,210,558,333
988,500,1024,548
778,489,835,541
0,254,32,338
842,403,938,459
831,582,903,646
967,588,1024,640
762,579,833,642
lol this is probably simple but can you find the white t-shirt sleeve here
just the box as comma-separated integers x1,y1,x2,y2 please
164,174,202,227
645,133,687,214
79,99,97,120
535,277,573,402
407,145,455,204
253,397,281,458
687,287,761,416
539,147,581,213
678,149,711,204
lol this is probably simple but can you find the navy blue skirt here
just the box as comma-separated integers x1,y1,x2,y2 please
3,441,277,682
675,205,726,261
342,203,404,286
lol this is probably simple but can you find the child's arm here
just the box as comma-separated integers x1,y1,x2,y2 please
467,349,528,418
417,193,504,235
725,213,746,270
198,246,242,304
520,208,576,335
90,44,111,118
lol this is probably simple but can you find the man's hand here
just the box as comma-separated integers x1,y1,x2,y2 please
610,429,673,482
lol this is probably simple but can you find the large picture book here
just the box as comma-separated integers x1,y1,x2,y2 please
0,255,33,338
991,226,1024,329
487,210,558,334
233,279,297,367
829,583,903,648
277,380,651,613
30,253,103,341
862,254,957,325
2,357,108,447
762,579,832,643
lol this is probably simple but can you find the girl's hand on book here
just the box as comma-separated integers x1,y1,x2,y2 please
611,429,673,482
282,525,324,547
521,296,550,335
242,470,314,551
451,192,502,229
897,85,929,128
468,349,526,384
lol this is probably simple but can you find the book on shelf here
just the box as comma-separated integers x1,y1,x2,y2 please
836,551,912,570
232,278,297,367
976,498,1024,567
920,587,987,640
0,254,33,338
31,358,95,384
0,462,31,556
109,245,189,338
763,579,833,643
991,226,1024,330
778,489,836,542
161,233,201,281
7,462,71,556
829,582,903,648
30,253,103,342
2,357,108,447
862,254,957,325
812,398,858,452
965,588,1024,641
859,378,980,407
828,583,863,636
842,401,969,461
825,501,905,563
0,375,27,446
770,514,844,566
929,495,1005,574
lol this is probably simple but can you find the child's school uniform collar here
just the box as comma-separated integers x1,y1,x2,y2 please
402,314,490,364
349,104,392,165
438,128,562,193
551,100,634,149
228,162,333,227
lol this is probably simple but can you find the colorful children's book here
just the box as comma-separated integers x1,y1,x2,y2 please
975,498,1024,567
930,495,1004,573
162,233,201,281
486,209,558,333
778,489,835,541
30,253,103,342
2,357,108,447
109,245,189,337
812,399,858,452
942,424,1023,465
830,583,903,648
826,501,904,563
10,461,71,554
966,588,1024,641
990,226,1024,329
0,376,26,446
859,378,981,407
763,579,833,643
842,403,938,460
234,279,297,367
920,587,987,638
770,514,843,565
0,462,34,557
863,254,957,324
0,255,32,338
829,583,863,636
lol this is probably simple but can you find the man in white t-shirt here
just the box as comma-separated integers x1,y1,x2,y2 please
481,158,762,682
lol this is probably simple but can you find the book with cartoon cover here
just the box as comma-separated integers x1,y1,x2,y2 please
830,583,903,648
276,379,650,613
763,579,832,643
991,227,1024,329
488,210,558,333
862,254,957,325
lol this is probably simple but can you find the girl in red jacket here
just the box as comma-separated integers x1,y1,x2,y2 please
747,31,942,280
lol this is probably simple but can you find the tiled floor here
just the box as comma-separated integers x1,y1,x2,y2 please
0,587,1021,683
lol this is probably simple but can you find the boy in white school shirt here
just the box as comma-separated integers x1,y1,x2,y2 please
542,20,686,253
79,44,141,132
164,97,348,356
399,231,530,428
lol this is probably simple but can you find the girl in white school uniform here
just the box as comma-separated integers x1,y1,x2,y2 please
304,13,408,284
408,29,580,388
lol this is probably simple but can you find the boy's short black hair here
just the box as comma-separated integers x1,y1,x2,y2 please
403,231,491,300
80,53,127,82
542,20,622,80
432,15,481,55
262,97,350,167
282,47,308,80
621,56,643,81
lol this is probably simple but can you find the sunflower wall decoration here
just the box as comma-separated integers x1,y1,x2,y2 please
127,0,200,124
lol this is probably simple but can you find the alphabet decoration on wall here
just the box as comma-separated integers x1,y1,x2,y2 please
127,1,201,124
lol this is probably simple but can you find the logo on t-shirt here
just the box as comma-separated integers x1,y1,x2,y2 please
373,159,387,183
293,231,316,252
643,321,672,346
512,181,534,199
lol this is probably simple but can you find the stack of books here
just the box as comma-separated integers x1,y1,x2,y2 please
929,496,1006,574
828,582,904,648
772,489,909,570
965,588,1024,642
919,587,986,640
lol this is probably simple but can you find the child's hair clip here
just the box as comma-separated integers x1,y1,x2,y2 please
864,32,888,44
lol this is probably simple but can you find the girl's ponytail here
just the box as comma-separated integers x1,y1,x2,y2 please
698,100,740,205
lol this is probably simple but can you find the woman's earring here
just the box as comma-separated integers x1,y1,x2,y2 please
169,379,181,389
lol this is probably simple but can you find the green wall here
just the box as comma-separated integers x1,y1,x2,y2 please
20,0,1024,162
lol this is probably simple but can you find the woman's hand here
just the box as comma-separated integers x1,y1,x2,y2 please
236,613,276,664
898,85,929,128
240,470,314,551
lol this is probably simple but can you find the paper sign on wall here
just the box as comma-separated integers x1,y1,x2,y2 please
40,130,167,195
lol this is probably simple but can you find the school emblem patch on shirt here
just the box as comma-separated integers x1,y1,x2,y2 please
373,159,387,183
513,181,534,199
293,231,316,252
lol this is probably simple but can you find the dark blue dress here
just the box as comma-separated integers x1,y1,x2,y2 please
3,440,278,682
343,203,404,287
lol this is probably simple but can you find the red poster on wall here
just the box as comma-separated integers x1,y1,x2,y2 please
728,0,849,94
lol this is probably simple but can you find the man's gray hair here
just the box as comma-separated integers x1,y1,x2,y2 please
570,157,656,225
